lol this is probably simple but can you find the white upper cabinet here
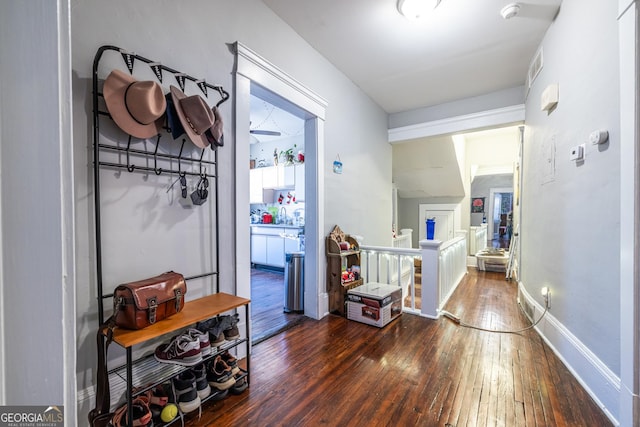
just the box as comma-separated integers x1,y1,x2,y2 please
294,164,305,201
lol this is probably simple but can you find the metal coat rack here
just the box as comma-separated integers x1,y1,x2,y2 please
92,45,229,325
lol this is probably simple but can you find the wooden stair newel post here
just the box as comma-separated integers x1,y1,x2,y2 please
419,238,443,319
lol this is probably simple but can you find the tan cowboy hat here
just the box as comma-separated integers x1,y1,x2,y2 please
170,86,215,149
205,106,224,147
103,69,166,139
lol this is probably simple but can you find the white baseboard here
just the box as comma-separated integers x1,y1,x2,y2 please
518,282,620,426
319,292,329,319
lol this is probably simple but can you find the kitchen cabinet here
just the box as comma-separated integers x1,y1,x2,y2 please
294,164,305,201
282,165,295,187
266,235,285,267
251,165,295,196
250,168,274,204
251,226,303,269
264,165,295,189
261,167,278,189
284,235,301,254
251,234,268,265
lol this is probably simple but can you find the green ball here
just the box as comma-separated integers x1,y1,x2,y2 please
160,403,178,423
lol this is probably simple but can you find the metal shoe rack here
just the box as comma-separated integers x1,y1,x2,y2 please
92,45,250,425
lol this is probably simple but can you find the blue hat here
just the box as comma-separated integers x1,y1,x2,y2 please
165,92,185,140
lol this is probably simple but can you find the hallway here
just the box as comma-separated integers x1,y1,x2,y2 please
187,269,612,426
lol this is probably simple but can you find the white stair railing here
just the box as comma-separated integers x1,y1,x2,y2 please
420,233,468,318
438,236,468,306
469,224,488,254
359,231,468,318
360,246,421,314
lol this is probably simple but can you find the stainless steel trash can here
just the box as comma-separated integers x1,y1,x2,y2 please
284,252,304,313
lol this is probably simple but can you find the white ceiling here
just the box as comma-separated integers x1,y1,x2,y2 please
255,1,553,198
250,94,305,144
262,0,561,114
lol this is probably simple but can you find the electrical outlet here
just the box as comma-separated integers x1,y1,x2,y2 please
541,287,551,309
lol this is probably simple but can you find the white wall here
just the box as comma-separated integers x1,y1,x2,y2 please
71,0,391,419
521,0,620,420
0,0,76,419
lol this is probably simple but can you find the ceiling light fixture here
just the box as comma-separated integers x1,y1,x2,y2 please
500,3,521,20
397,0,442,20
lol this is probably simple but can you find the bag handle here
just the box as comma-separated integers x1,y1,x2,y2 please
88,306,118,426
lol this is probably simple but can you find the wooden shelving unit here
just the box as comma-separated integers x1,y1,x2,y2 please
108,293,249,348
326,225,362,316
104,293,250,413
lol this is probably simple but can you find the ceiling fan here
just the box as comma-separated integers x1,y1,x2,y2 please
249,124,281,144
250,129,281,137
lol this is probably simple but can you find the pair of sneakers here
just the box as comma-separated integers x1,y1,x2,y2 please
206,351,248,395
154,328,210,366
196,313,240,348
172,353,238,415
171,363,209,415
206,353,236,391
112,384,169,427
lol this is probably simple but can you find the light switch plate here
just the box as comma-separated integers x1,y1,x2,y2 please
569,144,584,161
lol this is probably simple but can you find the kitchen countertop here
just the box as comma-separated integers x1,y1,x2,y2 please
250,223,304,229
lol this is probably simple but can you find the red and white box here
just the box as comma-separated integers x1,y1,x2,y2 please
346,282,402,328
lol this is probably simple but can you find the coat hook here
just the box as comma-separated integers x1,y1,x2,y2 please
215,86,229,107
125,135,135,172
177,138,186,176
153,134,162,175
198,148,206,177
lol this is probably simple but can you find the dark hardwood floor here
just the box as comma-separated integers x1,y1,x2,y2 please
186,268,612,426
250,267,305,345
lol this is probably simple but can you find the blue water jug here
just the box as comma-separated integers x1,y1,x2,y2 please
426,218,435,240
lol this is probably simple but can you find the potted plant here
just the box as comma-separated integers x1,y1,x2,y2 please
280,145,296,165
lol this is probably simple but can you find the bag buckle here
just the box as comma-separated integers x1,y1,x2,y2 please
113,296,124,313
147,297,158,324
175,289,183,312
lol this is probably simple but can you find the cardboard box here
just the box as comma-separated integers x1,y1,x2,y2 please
346,283,402,327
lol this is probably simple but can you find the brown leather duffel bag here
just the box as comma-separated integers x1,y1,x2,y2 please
113,271,186,330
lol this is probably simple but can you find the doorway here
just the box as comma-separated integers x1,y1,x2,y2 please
418,203,461,242
249,87,307,343
234,42,328,352
487,187,513,246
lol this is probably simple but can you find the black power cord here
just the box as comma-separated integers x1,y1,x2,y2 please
439,294,550,334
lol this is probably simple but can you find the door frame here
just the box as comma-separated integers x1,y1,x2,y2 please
487,187,512,239
233,42,328,324
418,203,461,241
618,2,639,424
